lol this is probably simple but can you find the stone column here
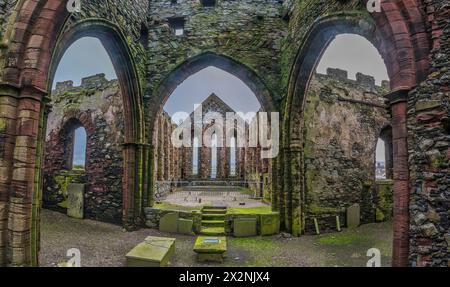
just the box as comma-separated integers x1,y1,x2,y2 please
164,121,170,181
0,84,20,266
386,88,410,267
157,117,164,180
8,86,46,266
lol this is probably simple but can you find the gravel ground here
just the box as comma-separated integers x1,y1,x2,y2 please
39,209,393,267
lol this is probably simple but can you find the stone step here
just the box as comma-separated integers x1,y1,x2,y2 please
201,220,225,228
183,186,238,192
200,227,226,236
202,214,226,221
202,209,227,215
203,205,227,210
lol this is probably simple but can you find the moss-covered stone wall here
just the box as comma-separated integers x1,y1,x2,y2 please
43,74,125,224
303,69,390,232
145,0,287,131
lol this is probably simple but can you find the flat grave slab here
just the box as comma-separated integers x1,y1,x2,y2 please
193,236,227,263
126,236,176,267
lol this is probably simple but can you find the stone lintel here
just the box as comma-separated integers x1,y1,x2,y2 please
384,87,411,105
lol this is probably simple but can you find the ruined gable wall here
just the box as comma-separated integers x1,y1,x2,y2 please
303,69,390,233
43,74,125,224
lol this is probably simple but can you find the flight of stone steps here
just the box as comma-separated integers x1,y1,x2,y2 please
200,206,227,236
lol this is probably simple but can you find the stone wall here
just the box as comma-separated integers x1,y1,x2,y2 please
407,0,450,267
144,207,201,233
0,0,17,39
43,74,125,224
145,0,287,137
303,69,390,233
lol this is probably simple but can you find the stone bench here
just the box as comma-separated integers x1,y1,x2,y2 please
126,236,176,267
193,236,227,263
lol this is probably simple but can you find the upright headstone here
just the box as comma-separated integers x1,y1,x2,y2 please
346,203,360,228
260,213,280,236
233,217,258,237
67,183,84,219
177,218,194,235
159,212,179,233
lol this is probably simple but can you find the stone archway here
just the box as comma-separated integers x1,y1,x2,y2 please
147,52,278,205
283,8,430,267
0,3,145,266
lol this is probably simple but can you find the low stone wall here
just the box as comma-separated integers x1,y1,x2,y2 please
144,207,202,233
42,170,86,211
225,213,260,235
225,212,280,236
154,182,174,202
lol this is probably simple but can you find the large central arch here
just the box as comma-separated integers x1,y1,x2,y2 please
283,8,430,267
147,51,278,206
0,1,145,266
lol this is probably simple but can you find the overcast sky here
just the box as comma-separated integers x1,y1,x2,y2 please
54,34,388,163
316,34,389,85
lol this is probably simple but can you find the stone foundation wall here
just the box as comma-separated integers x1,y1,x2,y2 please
144,207,201,233
303,69,390,230
43,74,125,224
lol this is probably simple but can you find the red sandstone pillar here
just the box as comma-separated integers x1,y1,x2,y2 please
0,84,20,266
387,88,410,267
8,86,47,266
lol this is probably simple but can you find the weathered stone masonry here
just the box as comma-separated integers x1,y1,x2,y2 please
303,69,391,233
43,74,124,224
407,0,450,267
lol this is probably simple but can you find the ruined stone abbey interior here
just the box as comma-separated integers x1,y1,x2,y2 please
0,0,449,267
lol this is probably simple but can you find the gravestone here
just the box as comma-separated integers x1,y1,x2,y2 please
67,183,84,219
346,203,360,228
233,217,258,237
159,212,179,233
193,236,227,263
260,213,280,236
177,218,194,235
126,236,176,267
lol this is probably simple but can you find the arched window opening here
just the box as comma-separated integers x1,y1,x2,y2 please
211,133,218,179
72,127,87,170
192,137,199,175
375,138,387,179
230,136,236,176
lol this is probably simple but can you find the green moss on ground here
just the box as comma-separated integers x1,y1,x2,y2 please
228,206,272,214
317,232,369,246
57,200,68,209
230,237,277,251
154,202,201,212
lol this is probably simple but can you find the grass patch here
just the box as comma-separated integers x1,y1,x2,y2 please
153,202,201,212
57,200,68,209
317,232,369,246
228,205,272,215
230,237,277,251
